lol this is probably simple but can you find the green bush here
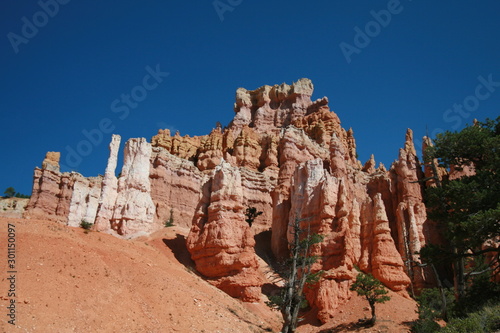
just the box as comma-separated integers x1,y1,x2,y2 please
453,274,500,316
80,220,93,230
412,288,453,333
440,303,500,333
164,208,174,227
412,318,441,333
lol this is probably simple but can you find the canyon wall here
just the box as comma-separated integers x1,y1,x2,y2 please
24,78,439,320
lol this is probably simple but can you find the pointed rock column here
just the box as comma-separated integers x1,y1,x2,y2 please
371,193,411,294
94,135,121,232
391,129,428,290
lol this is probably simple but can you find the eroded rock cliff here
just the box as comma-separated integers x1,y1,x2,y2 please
25,78,438,322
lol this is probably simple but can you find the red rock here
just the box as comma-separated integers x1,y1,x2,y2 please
186,161,264,302
370,194,411,293
389,129,429,290
234,126,262,170
149,147,206,229
25,153,62,222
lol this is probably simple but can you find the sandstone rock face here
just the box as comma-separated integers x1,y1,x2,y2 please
25,79,443,318
368,194,412,292
42,151,61,172
230,78,314,133
186,161,264,301
283,158,411,322
66,175,102,227
25,151,103,225
24,166,66,221
151,129,201,161
389,130,430,290
149,147,206,229
109,138,156,237
25,152,74,222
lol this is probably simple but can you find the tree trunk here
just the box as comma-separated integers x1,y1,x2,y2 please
453,249,465,300
368,301,376,326
431,263,448,321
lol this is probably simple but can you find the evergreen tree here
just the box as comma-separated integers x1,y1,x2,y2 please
267,218,323,333
350,271,391,326
422,117,500,303
3,187,15,198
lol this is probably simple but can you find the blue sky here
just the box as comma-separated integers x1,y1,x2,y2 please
1,0,499,195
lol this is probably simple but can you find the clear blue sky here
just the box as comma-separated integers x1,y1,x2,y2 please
1,0,499,195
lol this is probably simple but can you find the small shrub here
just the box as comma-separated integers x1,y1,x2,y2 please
440,303,500,333
164,208,174,227
80,220,93,230
245,207,262,227
411,318,441,333
441,316,483,333
454,274,500,316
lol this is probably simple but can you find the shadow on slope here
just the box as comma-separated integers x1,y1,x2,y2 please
162,234,195,270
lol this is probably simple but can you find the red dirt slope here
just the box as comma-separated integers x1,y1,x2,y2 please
0,218,417,332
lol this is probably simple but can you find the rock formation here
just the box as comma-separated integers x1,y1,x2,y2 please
186,161,263,301
24,152,103,224
25,78,443,321
107,138,156,237
94,135,121,232
149,146,206,229
66,175,102,227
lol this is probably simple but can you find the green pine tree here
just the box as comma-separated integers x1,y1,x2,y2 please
350,271,391,326
3,187,15,198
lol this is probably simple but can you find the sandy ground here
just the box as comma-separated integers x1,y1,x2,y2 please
0,218,417,332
